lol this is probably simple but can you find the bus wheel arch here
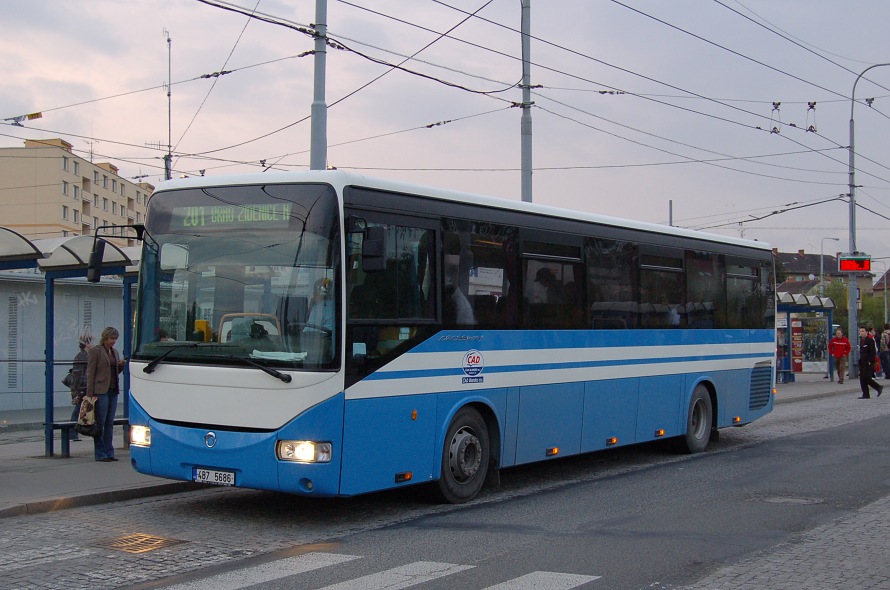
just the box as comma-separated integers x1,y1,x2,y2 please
677,382,715,454
435,403,497,503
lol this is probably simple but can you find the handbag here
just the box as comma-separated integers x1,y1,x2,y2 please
62,369,75,389
76,395,101,437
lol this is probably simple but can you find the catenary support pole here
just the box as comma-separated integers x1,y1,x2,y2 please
520,0,532,202
310,0,328,170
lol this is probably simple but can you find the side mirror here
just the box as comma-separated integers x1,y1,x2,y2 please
86,238,106,283
362,226,386,272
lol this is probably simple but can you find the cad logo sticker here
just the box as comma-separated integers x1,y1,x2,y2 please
462,350,484,384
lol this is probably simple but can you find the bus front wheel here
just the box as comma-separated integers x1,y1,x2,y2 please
436,407,489,504
678,385,713,454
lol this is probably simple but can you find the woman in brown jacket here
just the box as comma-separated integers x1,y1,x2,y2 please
85,326,126,461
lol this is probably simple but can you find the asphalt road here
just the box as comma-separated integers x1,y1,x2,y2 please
6,393,890,590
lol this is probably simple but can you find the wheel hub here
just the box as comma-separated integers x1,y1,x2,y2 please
449,428,481,482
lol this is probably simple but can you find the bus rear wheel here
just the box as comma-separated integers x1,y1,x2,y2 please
678,385,713,454
436,407,489,504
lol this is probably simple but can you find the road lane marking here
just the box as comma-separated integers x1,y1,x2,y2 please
160,552,360,590
483,571,601,589
316,561,474,590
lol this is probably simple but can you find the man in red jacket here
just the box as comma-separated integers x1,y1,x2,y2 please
828,328,851,384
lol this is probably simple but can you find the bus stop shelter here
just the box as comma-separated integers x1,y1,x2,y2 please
776,291,835,383
0,227,139,456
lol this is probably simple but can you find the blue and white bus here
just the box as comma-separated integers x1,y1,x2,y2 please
128,171,775,503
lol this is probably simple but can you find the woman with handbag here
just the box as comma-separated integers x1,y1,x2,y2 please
85,326,126,462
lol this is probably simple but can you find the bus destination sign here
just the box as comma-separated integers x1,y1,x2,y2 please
172,203,292,230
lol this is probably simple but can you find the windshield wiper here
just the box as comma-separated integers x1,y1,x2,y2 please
143,342,199,374
219,355,292,383
141,344,292,383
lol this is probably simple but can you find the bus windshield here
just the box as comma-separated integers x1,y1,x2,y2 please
134,183,341,371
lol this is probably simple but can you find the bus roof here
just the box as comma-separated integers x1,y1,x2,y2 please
155,170,772,253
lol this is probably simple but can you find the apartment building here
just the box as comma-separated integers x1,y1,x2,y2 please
0,138,154,247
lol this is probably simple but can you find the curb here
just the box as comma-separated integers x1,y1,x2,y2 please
774,387,858,405
0,481,204,520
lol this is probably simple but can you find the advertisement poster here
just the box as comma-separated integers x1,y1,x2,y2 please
800,317,830,373
791,319,803,373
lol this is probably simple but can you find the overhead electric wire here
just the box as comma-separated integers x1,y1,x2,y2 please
692,195,846,230
191,0,861,176
174,0,261,153
726,0,882,67
713,0,890,93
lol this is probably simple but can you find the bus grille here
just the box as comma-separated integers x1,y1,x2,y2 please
749,365,772,410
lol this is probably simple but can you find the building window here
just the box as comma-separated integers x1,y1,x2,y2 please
93,194,99,207
136,212,142,223
93,170,99,183
73,210,79,223
120,184,126,197
103,198,108,211
73,185,80,200
103,175,108,189
136,191,142,204
62,156,69,172
73,161,79,175
62,181,69,196
93,216,99,228
112,179,117,193
62,205,69,220
112,202,117,215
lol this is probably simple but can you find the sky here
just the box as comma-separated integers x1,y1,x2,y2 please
2,0,890,272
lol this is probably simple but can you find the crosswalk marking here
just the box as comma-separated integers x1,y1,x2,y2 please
483,571,600,589
316,560,475,590
156,552,600,590
160,552,361,590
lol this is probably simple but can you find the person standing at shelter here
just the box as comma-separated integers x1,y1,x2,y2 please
829,328,851,384
857,326,883,399
85,327,126,461
67,333,92,441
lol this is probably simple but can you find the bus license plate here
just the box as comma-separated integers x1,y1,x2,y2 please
193,468,235,486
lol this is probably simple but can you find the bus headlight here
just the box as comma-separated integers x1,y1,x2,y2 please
131,425,151,447
277,440,332,463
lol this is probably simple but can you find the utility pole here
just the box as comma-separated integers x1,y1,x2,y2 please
310,0,328,170
848,63,890,375
164,29,173,180
520,0,532,202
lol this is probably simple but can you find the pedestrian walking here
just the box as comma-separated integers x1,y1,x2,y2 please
857,326,883,399
85,326,126,462
828,328,851,384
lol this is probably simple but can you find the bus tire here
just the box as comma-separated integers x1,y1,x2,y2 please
678,385,712,454
436,406,489,504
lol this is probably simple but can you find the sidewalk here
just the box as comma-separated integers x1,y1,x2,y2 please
0,373,860,519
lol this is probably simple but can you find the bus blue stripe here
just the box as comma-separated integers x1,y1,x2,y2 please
421,329,775,353
362,351,772,381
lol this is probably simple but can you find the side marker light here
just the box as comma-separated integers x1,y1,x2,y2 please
606,437,618,446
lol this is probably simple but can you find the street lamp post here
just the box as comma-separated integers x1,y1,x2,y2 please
821,237,840,297
848,63,890,376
